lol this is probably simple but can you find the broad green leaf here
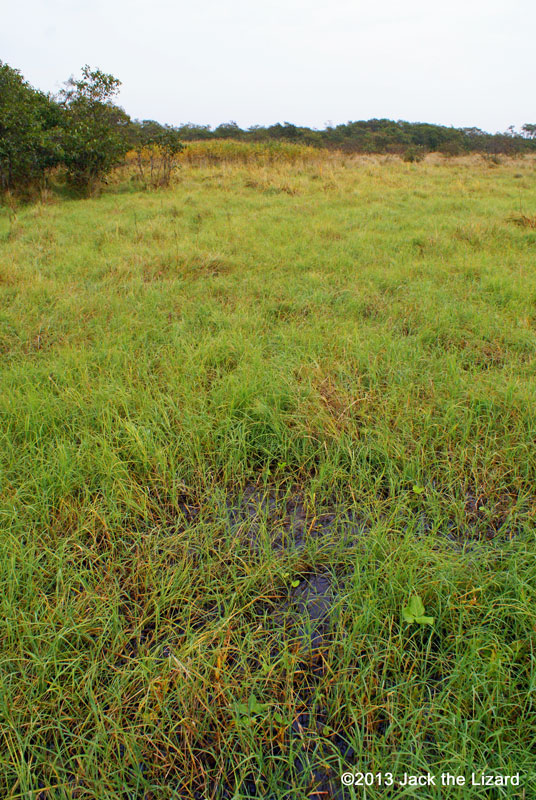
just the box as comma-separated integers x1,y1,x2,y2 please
248,694,263,714
403,595,434,625
233,703,250,717
408,595,425,617
233,694,268,718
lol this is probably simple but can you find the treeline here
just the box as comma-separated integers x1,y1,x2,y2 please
2,60,536,197
173,120,536,157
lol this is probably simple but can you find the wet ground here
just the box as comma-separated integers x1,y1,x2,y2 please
226,485,368,554
113,484,523,798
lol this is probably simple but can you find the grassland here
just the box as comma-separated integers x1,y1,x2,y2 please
1,148,536,799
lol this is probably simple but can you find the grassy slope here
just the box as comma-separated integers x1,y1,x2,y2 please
1,152,535,798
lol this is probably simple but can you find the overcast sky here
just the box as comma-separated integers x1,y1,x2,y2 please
2,0,534,133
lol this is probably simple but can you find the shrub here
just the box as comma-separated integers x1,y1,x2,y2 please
482,153,502,166
59,66,130,193
131,121,184,188
0,61,62,195
440,141,464,157
402,145,426,163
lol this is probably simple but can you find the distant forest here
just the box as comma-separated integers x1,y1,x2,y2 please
2,60,535,196
166,119,536,157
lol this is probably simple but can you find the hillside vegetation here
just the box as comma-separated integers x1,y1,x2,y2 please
1,151,535,798
2,59,536,199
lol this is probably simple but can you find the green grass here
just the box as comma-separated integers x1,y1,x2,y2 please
1,150,535,798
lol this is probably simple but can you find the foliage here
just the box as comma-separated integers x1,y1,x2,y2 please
403,145,426,163
176,117,536,156
2,59,535,201
213,120,243,139
58,65,130,193
130,120,184,187
402,595,435,625
0,61,62,193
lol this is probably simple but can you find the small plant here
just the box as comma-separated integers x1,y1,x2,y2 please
282,571,300,588
233,693,269,719
403,595,434,626
232,694,286,726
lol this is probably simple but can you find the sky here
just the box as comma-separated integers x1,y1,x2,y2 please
2,0,535,133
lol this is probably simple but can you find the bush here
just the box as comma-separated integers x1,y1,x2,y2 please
131,121,184,188
59,66,130,193
402,145,426,163
0,61,62,194
440,141,464,157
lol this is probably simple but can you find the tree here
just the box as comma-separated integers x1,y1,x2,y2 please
266,122,300,141
59,65,130,193
521,124,536,139
213,121,243,139
0,61,62,193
